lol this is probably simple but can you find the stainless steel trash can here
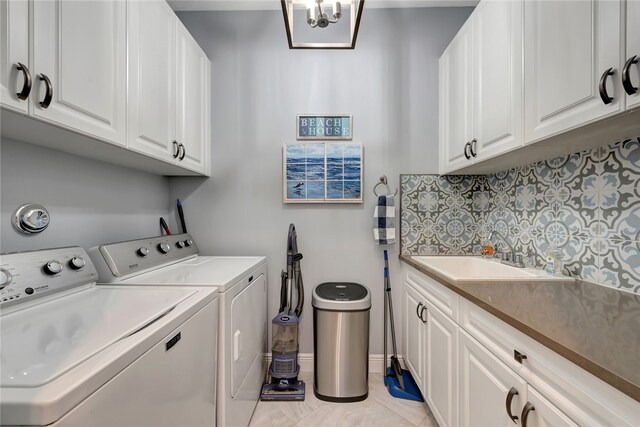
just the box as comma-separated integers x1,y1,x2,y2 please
312,282,371,402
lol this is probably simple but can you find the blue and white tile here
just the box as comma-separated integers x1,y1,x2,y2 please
598,239,640,294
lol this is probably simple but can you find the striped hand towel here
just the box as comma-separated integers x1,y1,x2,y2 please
374,195,396,245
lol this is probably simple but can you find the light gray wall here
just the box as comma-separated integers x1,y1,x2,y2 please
1,138,171,252
170,8,472,354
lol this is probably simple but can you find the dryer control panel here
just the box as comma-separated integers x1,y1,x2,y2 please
0,247,98,310
89,233,199,282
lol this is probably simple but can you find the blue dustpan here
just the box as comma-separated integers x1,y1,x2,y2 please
384,367,424,402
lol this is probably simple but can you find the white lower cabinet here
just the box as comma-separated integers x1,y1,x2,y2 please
425,302,458,427
404,280,457,427
402,264,640,427
524,387,579,427
459,330,527,427
403,282,426,388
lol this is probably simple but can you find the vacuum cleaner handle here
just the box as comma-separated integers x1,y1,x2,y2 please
279,270,288,313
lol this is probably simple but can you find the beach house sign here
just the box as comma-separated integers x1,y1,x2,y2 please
297,114,352,140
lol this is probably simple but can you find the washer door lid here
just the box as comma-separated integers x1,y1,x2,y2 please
0,287,195,388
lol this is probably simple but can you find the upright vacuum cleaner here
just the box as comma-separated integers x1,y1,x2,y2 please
260,224,306,401
383,249,423,401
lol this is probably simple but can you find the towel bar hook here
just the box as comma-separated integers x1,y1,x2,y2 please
373,175,398,197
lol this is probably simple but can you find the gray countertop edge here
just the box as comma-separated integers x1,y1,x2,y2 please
399,254,640,404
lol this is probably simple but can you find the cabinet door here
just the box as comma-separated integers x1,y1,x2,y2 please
425,303,458,427
32,0,126,146
625,0,640,110
0,0,29,113
459,330,527,427
473,0,522,161
521,387,579,427
403,282,426,391
524,0,622,144
439,22,473,174
176,22,209,175
127,0,176,162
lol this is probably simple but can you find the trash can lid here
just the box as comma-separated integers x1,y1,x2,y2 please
312,282,371,311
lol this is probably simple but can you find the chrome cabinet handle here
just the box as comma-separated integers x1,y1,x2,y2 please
416,302,423,319
598,67,615,105
469,138,477,157
622,55,638,95
505,387,519,423
16,62,32,100
179,143,186,160
173,140,180,158
464,141,471,160
38,73,53,108
419,305,427,323
521,402,535,427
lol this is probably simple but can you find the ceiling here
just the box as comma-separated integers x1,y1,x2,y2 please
168,0,479,12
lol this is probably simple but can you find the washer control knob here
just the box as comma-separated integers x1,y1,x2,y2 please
137,247,150,257
0,269,12,289
157,243,171,254
68,257,86,270
176,241,185,249
44,261,63,275
184,239,193,247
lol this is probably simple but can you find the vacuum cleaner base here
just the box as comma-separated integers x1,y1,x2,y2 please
384,367,424,402
260,379,306,401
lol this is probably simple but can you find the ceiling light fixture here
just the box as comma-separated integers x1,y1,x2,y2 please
306,0,341,28
281,0,365,49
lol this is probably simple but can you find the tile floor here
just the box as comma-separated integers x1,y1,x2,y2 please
249,372,439,427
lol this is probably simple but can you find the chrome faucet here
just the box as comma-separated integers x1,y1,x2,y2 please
488,230,525,268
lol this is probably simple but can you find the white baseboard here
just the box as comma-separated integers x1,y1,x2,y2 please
266,353,403,374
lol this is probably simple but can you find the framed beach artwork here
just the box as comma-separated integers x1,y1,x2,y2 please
283,142,363,204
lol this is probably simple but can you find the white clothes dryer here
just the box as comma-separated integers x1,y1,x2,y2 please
89,233,268,427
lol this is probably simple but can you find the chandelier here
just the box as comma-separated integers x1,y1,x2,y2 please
281,0,365,49
306,1,342,28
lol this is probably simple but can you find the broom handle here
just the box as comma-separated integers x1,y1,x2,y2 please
388,278,399,358
383,263,388,379
384,251,400,359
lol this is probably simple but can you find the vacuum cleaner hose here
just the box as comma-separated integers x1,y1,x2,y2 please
294,266,304,317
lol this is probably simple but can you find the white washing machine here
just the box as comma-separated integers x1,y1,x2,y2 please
89,233,268,427
0,246,219,426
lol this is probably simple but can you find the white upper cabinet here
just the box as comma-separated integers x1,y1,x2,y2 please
0,0,29,114
175,21,210,175
127,0,177,162
1,0,211,176
440,23,473,174
523,0,623,144
472,0,522,161
624,0,640,109
32,0,127,146
440,0,522,174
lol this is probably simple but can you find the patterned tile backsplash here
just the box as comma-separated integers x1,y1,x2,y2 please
401,138,640,294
